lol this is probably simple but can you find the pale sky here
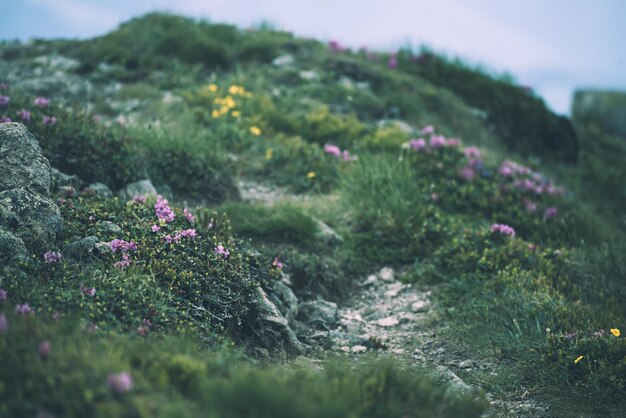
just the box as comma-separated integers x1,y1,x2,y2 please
2,0,625,114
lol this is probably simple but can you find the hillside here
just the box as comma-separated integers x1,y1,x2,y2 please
1,13,625,417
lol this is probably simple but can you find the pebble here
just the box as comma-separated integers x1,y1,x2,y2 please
411,300,430,313
351,345,367,353
377,317,399,327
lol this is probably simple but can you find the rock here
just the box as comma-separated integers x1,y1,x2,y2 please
314,219,343,245
33,54,80,72
379,267,394,282
298,300,338,329
97,221,122,235
383,282,404,299
377,119,414,134
267,280,299,323
94,242,112,255
117,179,157,200
299,70,319,81
256,287,303,354
436,366,472,393
155,184,174,201
363,274,379,287
458,360,473,369
63,236,98,259
0,226,29,263
50,168,81,193
377,316,399,327
0,188,62,253
410,300,430,313
272,54,295,67
86,182,113,198
351,345,367,353
0,123,52,195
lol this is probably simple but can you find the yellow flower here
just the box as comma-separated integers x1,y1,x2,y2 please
229,85,241,95
224,96,236,108
208,84,218,92
211,110,220,118
265,149,273,160
250,126,262,136
307,171,316,179
231,110,241,118
610,328,621,337
574,355,584,364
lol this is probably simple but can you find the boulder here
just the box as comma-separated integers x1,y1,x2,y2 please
63,236,98,260
267,280,299,324
0,123,51,195
117,179,157,200
50,168,81,193
86,182,113,198
256,287,303,355
0,226,29,263
298,299,338,330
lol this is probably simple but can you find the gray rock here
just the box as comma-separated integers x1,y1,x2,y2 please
298,299,338,329
436,366,473,394
0,226,29,263
50,168,81,193
97,221,122,234
299,70,319,81
0,188,62,253
314,219,343,245
272,54,295,67
86,182,113,198
33,54,80,72
63,236,98,259
117,179,157,200
94,242,112,255
0,123,51,195
267,280,298,323
256,287,303,354
155,184,174,201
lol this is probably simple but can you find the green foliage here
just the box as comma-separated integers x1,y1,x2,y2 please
298,105,367,149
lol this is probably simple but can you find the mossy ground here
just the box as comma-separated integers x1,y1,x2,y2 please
1,12,625,416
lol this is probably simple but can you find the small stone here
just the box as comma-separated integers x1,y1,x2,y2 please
379,267,394,282
97,221,122,234
392,348,405,354
300,70,319,81
363,274,378,286
411,300,430,313
340,345,350,353
384,283,404,299
272,54,295,67
117,179,157,201
86,182,112,198
377,317,399,327
458,360,473,369
351,345,367,353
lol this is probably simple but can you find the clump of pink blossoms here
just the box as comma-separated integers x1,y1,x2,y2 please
108,372,133,394
155,195,174,223
490,223,516,237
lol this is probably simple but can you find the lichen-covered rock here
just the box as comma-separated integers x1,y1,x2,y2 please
117,179,157,200
86,182,113,198
298,299,338,330
63,236,98,260
0,226,29,263
0,188,62,253
267,280,299,324
0,123,51,195
50,167,82,193
256,287,303,355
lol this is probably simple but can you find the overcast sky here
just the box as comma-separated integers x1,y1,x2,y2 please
2,0,625,114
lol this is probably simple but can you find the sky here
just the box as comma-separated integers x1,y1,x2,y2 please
2,0,625,114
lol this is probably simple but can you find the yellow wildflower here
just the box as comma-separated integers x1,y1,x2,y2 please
211,110,220,118
610,328,621,337
224,96,236,108
574,355,584,364
265,149,273,160
231,110,241,118
229,85,241,95
307,171,316,179
208,84,218,92
250,126,262,136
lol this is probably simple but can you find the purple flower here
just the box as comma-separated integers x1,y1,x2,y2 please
430,135,446,149
214,244,230,259
132,194,146,204
459,166,477,181
183,208,195,224
43,251,62,264
164,235,173,244
0,96,9,107
387,54,398,69
0,289,7,300
17,109,31,123
592,330,606,338
15,303,32,315
490,224,516,237
564,332,576,341
151,224,161,233
420,125,434,135
272,257,283,270
108,372,133,394
80,284,96,297
464,146,481,159
38,340,51,358
408,138,426,151
33,97,49,108
446,138,461,147
0,116,11,123
543,207,558,220
328,40,346,53
523,199,537,213
155,195,175,223
0,314,7,333
88,215,96,222
108,239,137,253
498,160,515,177
114,253,132,269
342,150,358,161
324,144,341,157
178,229,197,239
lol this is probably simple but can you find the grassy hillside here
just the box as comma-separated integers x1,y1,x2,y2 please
1,12,624,417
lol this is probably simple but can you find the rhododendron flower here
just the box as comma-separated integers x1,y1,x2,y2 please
0,95,9,107
164,235,173,244
272,257,283,270
43,251,62,264
155,195,175,223
183,208,195,224
0,289,7,300
464,146,481,159
0,314,7,333
342,150,358,161
446,138,461,147
214,244,230,259
108,239,137,253
15,304,32,315
151,224,160,233
408,138,426,151
543,207,558,220
324,144,341,157
430,135,446,148
33,97,49,108
523,199,537,213
178,229,197,238
498,161,514,176
38,340,51,357
490,224,516,237
387,54,398,69
132,194,146,204
0,116,11,123
328,40,346,53
17,109,31,123
459,166,477,181
108,372,133,394
80,284,96,297
420,125,434,135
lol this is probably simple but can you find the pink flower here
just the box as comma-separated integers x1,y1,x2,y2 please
543,207,558,220
420,125,434,135
108,239,137,253
155,195,175,223
490,223,516,237
523,199,537,213
42,115,57,126
114,253,132,269
164,235,173,244
387,54,398,69
214,244,230,259
0,96,9,107
430,135,446,149
179,229,197,238
272,257,283,270
88,215,96,222
0,314,7,333
328,40,346,53
33,97,49,108
459,166,477,181
43,251,62,264
80,284,96,297
38,340,51,358
446,138,461,147
183,208,195,224
324,144,341,157
132,194,146,204
17,109,31,123
151,224,161,233
342,150,358,161
498,161,515,177
0,116,11,123
408,138,426,151
137,325,149,336
15,304,32,315
0,289,7,300
116,115,128,126
463,146,481,159
108,372,133,394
